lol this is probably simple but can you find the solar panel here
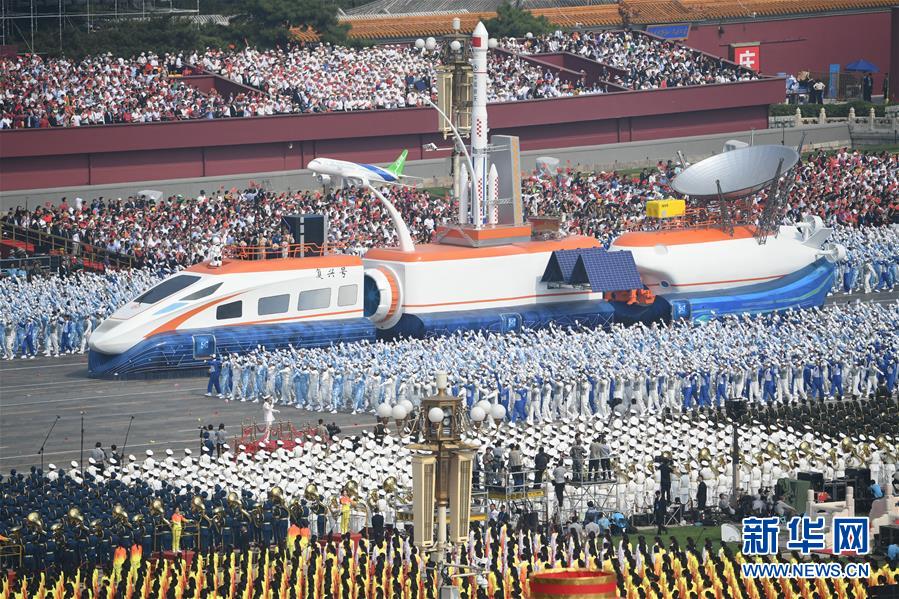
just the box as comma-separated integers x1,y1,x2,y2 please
541,249,582,283
570,248,643,292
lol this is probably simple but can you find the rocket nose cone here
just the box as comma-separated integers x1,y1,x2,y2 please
473,21,488,40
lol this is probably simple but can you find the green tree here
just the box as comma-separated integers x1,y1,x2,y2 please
483,1,554,39
232,0,347,47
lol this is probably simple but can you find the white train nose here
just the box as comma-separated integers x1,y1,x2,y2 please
88,320,134,354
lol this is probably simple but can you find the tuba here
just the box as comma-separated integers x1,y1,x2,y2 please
343,480,359,500
798,440,812,459
269,486,285,507
67,507,86,531
26,512,45,536
304,484,320,503
226,492,242,511
89,518,104,537
382,477,397,495
112,504,130,528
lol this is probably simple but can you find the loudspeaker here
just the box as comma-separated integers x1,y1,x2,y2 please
846,468,871,488
797,471,824,491
282,214,327,255
448,451,473,544
411,455,436,548
823,479,848,501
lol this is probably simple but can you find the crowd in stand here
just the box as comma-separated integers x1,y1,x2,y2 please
2,149,895,270
0,52,235,129
499,30,759,90
1,28,763,130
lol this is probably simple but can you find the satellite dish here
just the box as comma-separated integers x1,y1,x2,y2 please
670,145,800,200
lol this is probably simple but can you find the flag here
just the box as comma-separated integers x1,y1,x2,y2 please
113,546,127,584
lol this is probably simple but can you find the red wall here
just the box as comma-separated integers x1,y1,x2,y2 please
684,11,890,89
0,77,784,191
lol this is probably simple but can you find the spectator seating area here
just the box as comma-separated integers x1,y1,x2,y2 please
1,29,759,129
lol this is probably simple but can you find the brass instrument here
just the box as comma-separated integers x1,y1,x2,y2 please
149,499,171,527
89,518,105,537
112,504,130,527
226,492,242,512
25,512,45,535
382,477,397,495
367,489,380,511
343,480,359,500
50,522,65,542
697,448,712,463
304,484,320,503
191,495,206,515
798,440,812,458
132,514,145,526
6,526,22,544
66,507,86,531
270,486,285,507
250,504,264,527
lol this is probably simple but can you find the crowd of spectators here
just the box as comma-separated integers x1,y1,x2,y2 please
1,149,896,269
0,52,243,129
500,30,759,90
1,29,762,130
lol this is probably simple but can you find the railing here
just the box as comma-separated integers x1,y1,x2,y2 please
222,242,344,260
770,106,899,132
0,220,135,270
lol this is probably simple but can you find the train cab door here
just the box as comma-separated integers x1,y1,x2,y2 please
192,334,217,360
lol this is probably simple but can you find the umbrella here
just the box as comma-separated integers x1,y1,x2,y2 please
844,59,878,73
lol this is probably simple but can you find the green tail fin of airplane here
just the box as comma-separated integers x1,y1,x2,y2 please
386,150,408,177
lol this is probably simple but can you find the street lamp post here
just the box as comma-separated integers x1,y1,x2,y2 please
408,372,485,596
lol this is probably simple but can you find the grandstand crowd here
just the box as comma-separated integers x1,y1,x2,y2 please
1,29,760,129
499,30,760,90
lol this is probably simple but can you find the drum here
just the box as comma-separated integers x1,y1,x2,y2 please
529,569,617,599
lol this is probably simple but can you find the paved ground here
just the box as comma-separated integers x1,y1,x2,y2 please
0,356,375,474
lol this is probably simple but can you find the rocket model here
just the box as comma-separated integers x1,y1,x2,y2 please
488,163,499,225
470,21,489,227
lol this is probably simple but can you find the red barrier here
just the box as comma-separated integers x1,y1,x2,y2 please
0,78,783,192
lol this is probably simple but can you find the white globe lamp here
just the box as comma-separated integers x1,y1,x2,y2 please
428,407,445,423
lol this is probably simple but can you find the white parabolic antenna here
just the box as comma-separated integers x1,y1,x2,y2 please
670,145,800,200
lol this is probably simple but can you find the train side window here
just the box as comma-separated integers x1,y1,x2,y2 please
337,284,358,307
216,301,242,320
258,294,290,316
298,288,330,311
135,274,200,304
180,282,223,301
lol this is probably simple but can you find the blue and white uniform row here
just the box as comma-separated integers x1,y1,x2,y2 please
206,301,898,421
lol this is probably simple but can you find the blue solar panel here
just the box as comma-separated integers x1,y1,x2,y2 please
541,249,582,283
570,248,643,292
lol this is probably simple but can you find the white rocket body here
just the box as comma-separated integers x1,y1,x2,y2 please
470,21,489,226
459,163,469,224
488,163,499,225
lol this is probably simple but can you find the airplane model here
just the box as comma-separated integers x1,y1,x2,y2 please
307,150,420,189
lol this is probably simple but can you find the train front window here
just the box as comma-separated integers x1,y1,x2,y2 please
180,282,223,301
135,275,201,304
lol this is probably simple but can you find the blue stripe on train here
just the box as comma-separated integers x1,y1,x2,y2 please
88,318,376,377
612,258,835,324
380,300,616,339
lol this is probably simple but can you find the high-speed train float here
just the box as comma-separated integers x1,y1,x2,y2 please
89,152,843,376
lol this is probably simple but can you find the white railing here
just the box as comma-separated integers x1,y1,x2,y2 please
770,106,899,131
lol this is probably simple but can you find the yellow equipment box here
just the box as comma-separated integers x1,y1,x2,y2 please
646,199,685,219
